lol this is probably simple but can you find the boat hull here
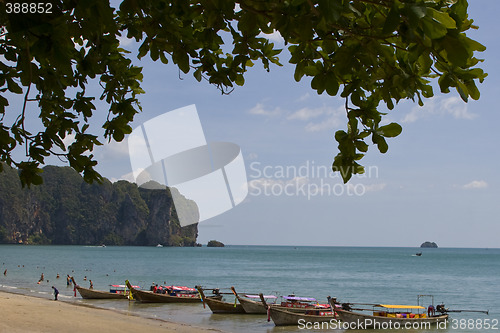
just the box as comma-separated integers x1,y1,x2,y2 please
204,297,246,314
131,288,210,303
335,309,448,329
237,297,267,314
269,306,337,326
76,286,128,300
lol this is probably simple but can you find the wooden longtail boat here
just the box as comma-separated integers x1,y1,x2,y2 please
268,305,337,326
72,277,138,300
75,285,134,300
126,280,221,304
197,286,245,314
262,294,332,312
331,301,448,329
230,286,277,314
262,294,337,326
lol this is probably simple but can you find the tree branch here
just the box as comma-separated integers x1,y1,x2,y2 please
21,39,33,157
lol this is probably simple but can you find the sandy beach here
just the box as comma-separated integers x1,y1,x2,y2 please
0,291,224,333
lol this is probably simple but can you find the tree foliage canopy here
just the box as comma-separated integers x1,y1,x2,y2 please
0,0,486,185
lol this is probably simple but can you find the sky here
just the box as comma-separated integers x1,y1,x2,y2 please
7,1,500,248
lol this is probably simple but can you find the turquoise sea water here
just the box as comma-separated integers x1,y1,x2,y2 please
0,245,499,332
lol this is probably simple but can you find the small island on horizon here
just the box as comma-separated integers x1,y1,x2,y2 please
207,240,225,247
420,241,438,248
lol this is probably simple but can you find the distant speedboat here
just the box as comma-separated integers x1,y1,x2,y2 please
156,244,163,247
415,252,422,256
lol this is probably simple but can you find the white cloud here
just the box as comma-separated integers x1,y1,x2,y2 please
306,108,344,132
296,93,311,102
287,107,327,121
110,170,136,183
106,139,130,156
402,96,477,123
305,116,343,132
442,97,476,120
363,183,387,192
259,30,284,44
248,103,282,116
463,180,488,189
117,33,134,47
287,105,345,132
61,133,76,148
346,183,386,194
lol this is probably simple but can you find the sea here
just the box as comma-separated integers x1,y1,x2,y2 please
0,245,499,333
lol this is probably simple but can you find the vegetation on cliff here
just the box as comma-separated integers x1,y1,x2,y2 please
0,165,198,246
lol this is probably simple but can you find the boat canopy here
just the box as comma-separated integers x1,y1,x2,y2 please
378,304,426,309
245,294,277,299
283,296,317,302
165,286,196,292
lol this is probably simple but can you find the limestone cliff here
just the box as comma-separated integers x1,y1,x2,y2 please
0,165,199,246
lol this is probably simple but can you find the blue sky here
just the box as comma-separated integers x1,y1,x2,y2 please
8,1,500,247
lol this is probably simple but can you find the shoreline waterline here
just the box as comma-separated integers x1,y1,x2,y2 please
0,290,226,333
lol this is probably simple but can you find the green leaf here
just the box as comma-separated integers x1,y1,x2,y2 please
193,69,202,82
325,72,339,96
159,52,169,65
442,36,469,67
383,5,400,35
421,16,448,39
456,81,468,102
7,78,23,94
427,8,456,29
355,140,369,152
235,74,245,86
465,80,480,100
378,123,402,138
373,134,388,153
311,74,326,94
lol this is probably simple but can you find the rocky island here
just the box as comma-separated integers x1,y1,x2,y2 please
207,240,225,247
420,241,438,248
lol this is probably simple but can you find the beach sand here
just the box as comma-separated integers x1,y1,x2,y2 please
0,291,224,333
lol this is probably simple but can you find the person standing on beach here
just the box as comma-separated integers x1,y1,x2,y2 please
52,286,59,300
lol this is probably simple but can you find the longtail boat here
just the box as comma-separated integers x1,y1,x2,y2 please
197,286,246,314
263,294,331,311
330,299,448,329
126,280,221,303
75,284,138,300
230,286,277,314
268,305,337,326
261,294,337,326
